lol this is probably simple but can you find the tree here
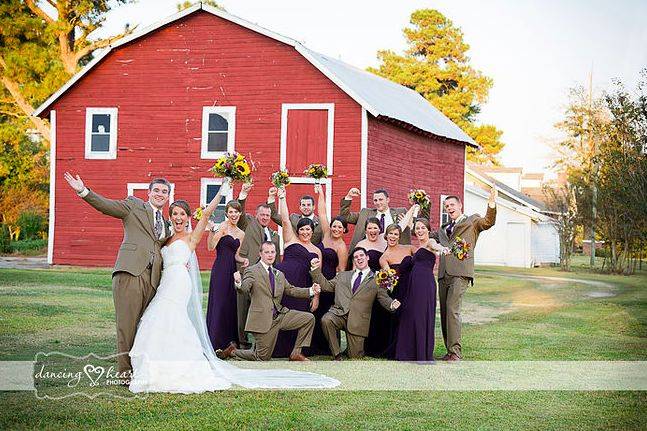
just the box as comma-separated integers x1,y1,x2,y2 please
543,183,578,271
368,9,504,164
177,0,223,11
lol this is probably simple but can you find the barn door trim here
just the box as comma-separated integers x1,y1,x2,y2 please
47,110,56,264
279,103,335,175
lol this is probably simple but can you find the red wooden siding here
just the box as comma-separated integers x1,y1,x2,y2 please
49,11,363,270
285,109,328,172
366,117,465,230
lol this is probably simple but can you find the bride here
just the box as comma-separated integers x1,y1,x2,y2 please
129,179,339,393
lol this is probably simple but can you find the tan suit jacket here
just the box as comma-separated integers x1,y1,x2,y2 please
82,189,171,287
236,198,281,266
437,205,497,279
268,201,323,245
311,268,393,337
236,262,311,333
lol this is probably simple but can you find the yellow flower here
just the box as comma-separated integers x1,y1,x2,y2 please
377,271,386,281
236,161,251,176
415,191,423,199
235,153,244,162
388,269,396,275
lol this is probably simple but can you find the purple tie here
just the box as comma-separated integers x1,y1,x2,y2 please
379,214,386,233
352,271,362,294
268,267,278,318
446,221,455,237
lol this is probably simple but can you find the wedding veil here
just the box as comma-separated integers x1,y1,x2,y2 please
184,221,340,389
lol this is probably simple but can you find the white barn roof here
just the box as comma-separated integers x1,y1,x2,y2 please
33,4,476,146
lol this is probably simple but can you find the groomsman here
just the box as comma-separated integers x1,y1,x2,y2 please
267,188,323,244
216,242,320,361
341,187,426,252
63,173,172,376
310,247,400,360
236,183,281,349
436,187,497,361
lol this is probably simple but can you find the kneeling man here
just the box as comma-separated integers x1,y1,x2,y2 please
217,241,320,362
310,247,400,360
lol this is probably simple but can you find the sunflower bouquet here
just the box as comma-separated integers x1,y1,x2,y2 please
375,268,399,292
209,152,254,182
450,236,472,260
303,164,328,183
192,205,206,221
271,170,291,188
407,188,431,211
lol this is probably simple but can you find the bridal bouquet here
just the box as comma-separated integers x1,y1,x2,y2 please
192,205,206,221
450,236,471,260
408,188,431,211
304,163,328,183
375,268,398,292
271,169,291,188
210,152,254,182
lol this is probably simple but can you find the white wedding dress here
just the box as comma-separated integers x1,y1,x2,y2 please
129,240,339,393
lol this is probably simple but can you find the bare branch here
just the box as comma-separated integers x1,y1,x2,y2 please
73,25,139,64
24,0,54,23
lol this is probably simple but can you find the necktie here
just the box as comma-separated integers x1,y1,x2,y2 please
268,267,278,318
264,227,272,242
446,221,455,238
352,271,363,294
379,213,385,233
154,210,163,238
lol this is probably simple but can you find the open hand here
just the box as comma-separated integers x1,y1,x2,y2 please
63,172,85,193
310,257,321,270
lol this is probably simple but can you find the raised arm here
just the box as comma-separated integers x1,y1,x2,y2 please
310,259,336,292
236,182,253,231
266,187,283,226
398,204,420,231
339,187,361,225
189,179,231,250
64,172,131,219
315,183,330,237
475,187,498,232
277,187,296,244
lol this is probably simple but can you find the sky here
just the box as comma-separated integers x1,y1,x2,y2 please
94,0,647,174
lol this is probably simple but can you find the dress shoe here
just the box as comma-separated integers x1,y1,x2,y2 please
215,342,237,360
333,354,343,361
438,353,452,361
288,352,310,362
446,353,461,362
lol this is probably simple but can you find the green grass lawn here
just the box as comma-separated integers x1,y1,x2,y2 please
0,264,645,430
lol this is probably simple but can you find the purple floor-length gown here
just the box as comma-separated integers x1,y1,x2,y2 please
395,247,437,361
365,249,399,358
308,242,338,356
272,243,318,358
206,235,240,351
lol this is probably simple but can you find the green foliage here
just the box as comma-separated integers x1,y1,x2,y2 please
16,211,46,240
177,0,224,11
9,238,47,254
368,9,504,164
0,223,12,253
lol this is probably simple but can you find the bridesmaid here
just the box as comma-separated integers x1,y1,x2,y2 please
364,206,418,358
355,218,387,271
394,218,449,361
309,183,348,355
206,199,246,351
272,186,322,358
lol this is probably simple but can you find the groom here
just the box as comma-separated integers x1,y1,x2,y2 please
63,172,172,376
436,187,497,361
217,242,320,361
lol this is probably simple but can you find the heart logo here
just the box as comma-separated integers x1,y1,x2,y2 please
83,364,105,387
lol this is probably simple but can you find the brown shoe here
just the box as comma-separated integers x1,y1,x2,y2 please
446,353,461,362
289,352,310,362
215,342,237,360
333,354,343,361
438,353,452,361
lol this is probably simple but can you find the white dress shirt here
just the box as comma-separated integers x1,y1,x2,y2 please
376,210,394,228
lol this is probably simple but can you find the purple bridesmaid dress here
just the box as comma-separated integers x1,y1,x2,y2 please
308,242,338,356
206,235,240,350
365,249,399,358
272,243,318,358
395,247,437,361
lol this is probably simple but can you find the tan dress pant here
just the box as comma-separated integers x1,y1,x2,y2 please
321,312,365,358
438,274,470,358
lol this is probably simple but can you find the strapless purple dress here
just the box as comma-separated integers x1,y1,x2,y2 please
272,243,318,358
365,249,397,358
206,235,240,350
308,242,338,356
395,247,437,361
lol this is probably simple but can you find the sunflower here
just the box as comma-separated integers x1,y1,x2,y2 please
415,191,424,199
235,161,251,176
214,157,226,169
376,271,387,281
388,269,396,275
235,153,244,162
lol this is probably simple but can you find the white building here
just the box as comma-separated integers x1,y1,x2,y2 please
462,166,560,268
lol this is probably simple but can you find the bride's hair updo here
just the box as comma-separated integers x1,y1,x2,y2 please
169,200,191,217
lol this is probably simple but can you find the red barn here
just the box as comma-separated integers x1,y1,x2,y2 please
34,4,476,269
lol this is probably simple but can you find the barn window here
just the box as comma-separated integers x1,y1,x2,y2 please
440,194,451,227
85,108,118,159
201,106,236,158
200,178,234,226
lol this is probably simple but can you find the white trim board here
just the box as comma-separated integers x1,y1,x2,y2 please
85,107,118,159
280,103,335,175
360,108,368,208
47,110,56,265
201,106,236,159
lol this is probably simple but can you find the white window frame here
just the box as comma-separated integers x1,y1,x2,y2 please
127,182,175,204
201,106,236,159
440,194,451,227
85,107,118,159
280,103,335,174
200,178,234,227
